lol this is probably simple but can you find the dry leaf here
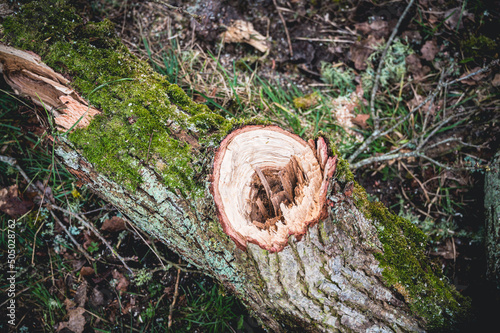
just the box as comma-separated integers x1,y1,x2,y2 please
0,184,33,217
222,20,269,53
444,7,473,30
352,114,370,129
74,280,88,308
101,216,126,232
421,39,438,61
460,67,488,86
80,266,95,277
350,35,383,70
492,74,500,87
331,85,366,141
355,19,389,39
83,231,100,250
405,54,430,80
112,269,129,293
428,14,439,24
89,287,105,308
401,30,422,44
122,301,133,315
57,299,86,333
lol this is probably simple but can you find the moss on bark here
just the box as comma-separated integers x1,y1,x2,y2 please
321,131,470,329
1,0,471,330
2,0,235,194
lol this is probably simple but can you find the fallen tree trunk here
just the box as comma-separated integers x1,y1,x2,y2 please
0,1,469,331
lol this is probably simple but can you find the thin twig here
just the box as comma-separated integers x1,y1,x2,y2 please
152,0,202,22
401,162,430,203
273,0,293,57
0,155,37,192
49,210,94,263
0,155,135,275
123,216,198,273
168,260,182,328
370,0,415,130
294,37,354,43
50,204,134,275
350,149,467,170
349,58,499,164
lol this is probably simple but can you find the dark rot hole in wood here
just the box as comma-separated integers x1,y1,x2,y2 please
211,126,337,252
249,156,309,231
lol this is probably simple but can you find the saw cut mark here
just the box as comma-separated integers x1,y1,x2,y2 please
212,126,337,252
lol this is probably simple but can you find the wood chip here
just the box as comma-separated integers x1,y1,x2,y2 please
256,197,269,220
255,166,278,216
252,220,266,229
278,169,294,203
291,156,304,185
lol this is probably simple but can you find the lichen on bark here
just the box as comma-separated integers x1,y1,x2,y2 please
1,0,234,195
320,131,470,329
0,0,471,330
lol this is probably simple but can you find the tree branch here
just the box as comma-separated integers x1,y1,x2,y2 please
369,0,415,130
349,59,499,165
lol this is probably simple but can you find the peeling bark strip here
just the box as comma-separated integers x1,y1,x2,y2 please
0,43,100,130
211,126,337,252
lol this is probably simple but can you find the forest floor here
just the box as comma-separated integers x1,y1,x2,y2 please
1,0,499,332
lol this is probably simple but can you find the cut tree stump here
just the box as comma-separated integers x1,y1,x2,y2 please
0,1,470,331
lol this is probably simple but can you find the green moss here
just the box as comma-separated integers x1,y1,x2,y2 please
2,0,235,194
461,35,498,58
1,1,81,51
2,3,471,329
369,201,470,330
325,141,470,329
292,92,319,110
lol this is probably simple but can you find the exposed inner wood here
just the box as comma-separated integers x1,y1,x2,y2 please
213,126,336,252
250,160,308,231
0,43,100,130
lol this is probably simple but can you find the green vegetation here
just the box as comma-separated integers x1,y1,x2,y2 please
369,201,470,329
2,0,495,331
2,0,233,195
461,35,498,58
0,89,247,332
180,282,246,333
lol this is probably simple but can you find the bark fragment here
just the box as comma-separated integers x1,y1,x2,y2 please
0,43,100,130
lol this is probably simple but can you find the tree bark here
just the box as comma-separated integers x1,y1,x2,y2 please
0,1,469,331
485,151,500,287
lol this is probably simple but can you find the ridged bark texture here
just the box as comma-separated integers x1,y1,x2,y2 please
0,1,469,331
485,151,500,286
0,39,424,330
54,140,423,332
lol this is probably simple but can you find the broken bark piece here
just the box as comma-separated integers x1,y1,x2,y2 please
0,43,100,131
211,125,337,252
291,155,305,185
